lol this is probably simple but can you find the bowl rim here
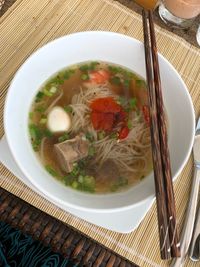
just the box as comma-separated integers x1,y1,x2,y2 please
4,31,195,213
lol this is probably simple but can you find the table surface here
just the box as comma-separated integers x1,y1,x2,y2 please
0,1,200,267
1,0,200,48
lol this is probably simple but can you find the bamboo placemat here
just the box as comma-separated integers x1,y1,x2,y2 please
0,0,200,266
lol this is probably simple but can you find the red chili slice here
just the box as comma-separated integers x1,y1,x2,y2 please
119,126,129,139
142,105,150,125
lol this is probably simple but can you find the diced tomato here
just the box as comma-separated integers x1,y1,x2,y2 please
117,109,127,122
100,113,114,132
142,105,150,125
90,97,129,135
90,97,121,113
91,112,114,132
91,112,104,129
89,70,110,84
119,126,129,139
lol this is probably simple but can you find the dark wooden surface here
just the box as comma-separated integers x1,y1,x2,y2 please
0,187,139,267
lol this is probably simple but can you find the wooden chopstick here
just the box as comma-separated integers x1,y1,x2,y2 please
142,9,180,259
148,11,180,258
142,9,171,260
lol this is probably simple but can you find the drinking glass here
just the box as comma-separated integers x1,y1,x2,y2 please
134,0,159,10
159,0,200,29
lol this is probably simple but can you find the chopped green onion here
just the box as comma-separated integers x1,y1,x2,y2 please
29,112,33,119
71,181,79,189
127,120,132,130
35,91,45,102
79,61,99,72
60,69,75,80
39,118,47,124
110,132,118,139
64,105,73,113
71,165,80,177
129,98,137,109
110,177,128,192
58,133,69,143
98,131,106,140
63,175,71,185
79,65,89,71
118,96,127,107
81,175,95,193
85,132,94,142
136,79,146,87
29,124,43,141
88,145,95,156
43,87,53,97
78,159,87,169
78,175,84,183
49,86,57,94
110,76,121,85
108,65,123,74
44,129,53,138
45,165,59,177
124,79,130,88
81,73,89,81
35,106,46,113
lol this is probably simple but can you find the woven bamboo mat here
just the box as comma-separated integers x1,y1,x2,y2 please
0,0,200,266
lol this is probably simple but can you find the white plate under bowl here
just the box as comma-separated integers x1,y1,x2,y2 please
0,136,154,233
4,31,195,213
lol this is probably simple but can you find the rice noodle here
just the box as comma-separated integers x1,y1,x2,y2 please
69,85,151,176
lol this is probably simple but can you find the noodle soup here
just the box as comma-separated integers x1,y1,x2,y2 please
29,62,152,193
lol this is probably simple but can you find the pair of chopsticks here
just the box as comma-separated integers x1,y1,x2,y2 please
142,9,180,260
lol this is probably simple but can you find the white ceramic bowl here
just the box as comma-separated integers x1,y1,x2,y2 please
4,31,195,213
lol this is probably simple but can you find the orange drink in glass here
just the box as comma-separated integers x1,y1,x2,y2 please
134,0,158,10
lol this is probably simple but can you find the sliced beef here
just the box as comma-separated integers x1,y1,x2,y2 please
54,134,89,173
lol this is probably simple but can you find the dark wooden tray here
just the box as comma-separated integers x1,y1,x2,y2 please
0,187,138,267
